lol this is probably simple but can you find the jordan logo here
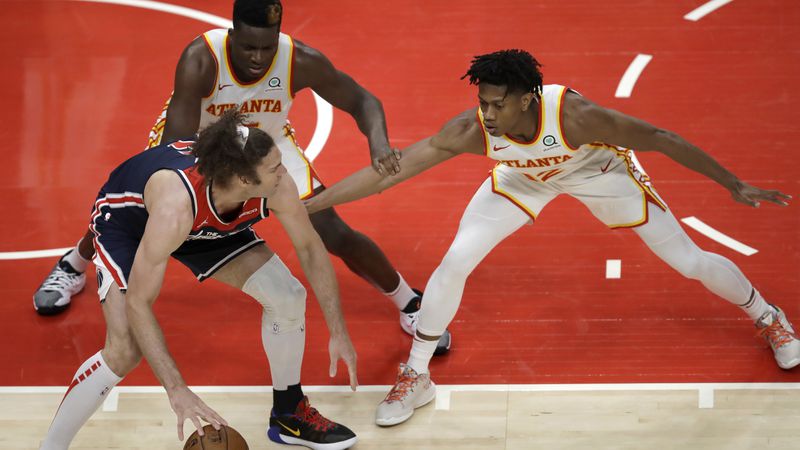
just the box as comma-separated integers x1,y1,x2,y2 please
493,144,510,151
219,83,233,91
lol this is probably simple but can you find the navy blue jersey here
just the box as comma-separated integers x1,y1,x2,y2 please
90,139,269,246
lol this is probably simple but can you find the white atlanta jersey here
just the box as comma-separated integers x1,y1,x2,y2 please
476,84,667,228
199,28,295,139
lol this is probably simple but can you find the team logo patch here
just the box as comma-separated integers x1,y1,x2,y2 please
268,77,281,88
543,135,557,146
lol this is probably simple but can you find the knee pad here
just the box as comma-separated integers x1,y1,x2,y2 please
242,255,307,334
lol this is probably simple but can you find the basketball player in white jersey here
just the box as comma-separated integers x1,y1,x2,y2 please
32,0,450,353
306,49,800,425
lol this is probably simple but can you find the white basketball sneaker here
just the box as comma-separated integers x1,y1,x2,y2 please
756,306,800,370
33,251,86,315
376,364,436,427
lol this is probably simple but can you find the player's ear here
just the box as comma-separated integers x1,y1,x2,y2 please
521,92,535,111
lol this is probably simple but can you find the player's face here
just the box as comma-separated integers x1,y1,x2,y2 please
477,83,531,137
229,24,280,81
250,147,285,198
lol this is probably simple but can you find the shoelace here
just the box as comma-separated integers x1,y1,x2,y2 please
757,320,794,348
384,370,417,403
297,403,336,432
40,266,82,291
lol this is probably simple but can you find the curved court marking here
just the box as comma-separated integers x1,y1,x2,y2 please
0,248,73,261
74,0,333,162
681,216,758,256
685,0,734,22
0,0,334,261
615,54,652,98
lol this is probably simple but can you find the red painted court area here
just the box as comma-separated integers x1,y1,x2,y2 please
1,0,798,388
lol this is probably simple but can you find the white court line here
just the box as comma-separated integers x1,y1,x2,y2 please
615,54,652,98
305,92,333,162
681,216,758,256
606,259,621,279
0,1,335,261
4,383,797,411
0,247,73,260
684,0,734,22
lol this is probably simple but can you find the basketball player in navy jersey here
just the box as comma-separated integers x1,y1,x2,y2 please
306,49,799,426
33,0,451,354
40,111,359,449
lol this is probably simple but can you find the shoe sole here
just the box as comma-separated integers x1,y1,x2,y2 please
33,303,70,316
778,357,800,370
267,427,358,450
375,381,437,427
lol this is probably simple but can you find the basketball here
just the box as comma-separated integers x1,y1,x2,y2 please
183,425,248,450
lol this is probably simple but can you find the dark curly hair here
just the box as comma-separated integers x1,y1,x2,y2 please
462,49,543,95
233,0,282,29
192,109,275,188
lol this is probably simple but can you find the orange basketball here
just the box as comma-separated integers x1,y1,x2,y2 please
183,425,249,450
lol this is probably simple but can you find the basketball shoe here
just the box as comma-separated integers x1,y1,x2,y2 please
267,396,357,449
756,305,800,370
399,289,452,355
33,251,86,315
375,363,436,426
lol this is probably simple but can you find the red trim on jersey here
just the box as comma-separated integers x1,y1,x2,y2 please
490,171,537,222
201,33,219,99
287,35,297,99
503,94,544,145
94,240,127,289
558,87,579,151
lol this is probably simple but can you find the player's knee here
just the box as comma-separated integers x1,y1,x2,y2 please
438,249,480,280
103,339,142,376
243,255,307,334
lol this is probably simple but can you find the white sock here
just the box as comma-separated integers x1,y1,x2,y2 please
385,272,417,310
261,311,305,390
740,288,773,322
41,351,122,450
63,242,89,273
406,334,438,375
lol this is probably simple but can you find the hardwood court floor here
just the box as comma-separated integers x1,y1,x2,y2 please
3,388,799,449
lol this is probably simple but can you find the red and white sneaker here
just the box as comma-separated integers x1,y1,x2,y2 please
756,306,800,370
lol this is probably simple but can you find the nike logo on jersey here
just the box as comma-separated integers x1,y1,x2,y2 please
276,421,301,436
600,159,613,173
493,144,510,151
218,83,233,91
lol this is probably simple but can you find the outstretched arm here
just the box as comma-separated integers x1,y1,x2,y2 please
267,178,358,390
292,40,400,175
563,91,791,207
305,109,486,213
126,170,227,440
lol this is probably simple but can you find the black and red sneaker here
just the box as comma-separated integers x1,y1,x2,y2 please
267,396,357,449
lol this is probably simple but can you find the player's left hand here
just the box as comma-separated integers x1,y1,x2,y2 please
370,143,401,176
730,180,792,208
328,332,358,391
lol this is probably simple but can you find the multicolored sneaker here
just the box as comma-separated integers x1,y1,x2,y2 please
267,396,357,449
33,251,86,315
399,289,452,355
756,306,800,370
375,364,436,427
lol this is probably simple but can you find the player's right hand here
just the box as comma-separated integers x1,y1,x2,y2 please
328,333,358,391
730,180,792,208
167,385,228,441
